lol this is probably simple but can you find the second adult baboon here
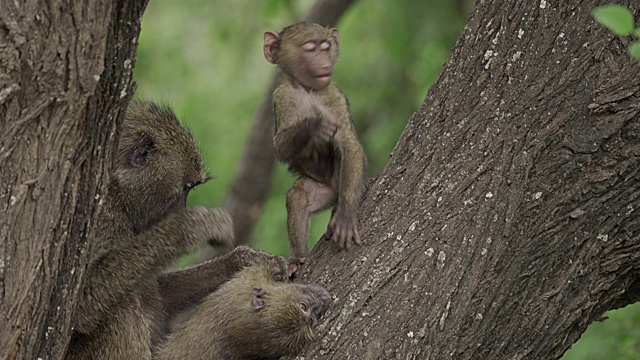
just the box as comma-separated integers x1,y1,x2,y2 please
156,257,332,359
65,102,279,359
264,22,368,274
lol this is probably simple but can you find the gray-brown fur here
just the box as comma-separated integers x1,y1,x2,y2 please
156,257,331,360
65,101,277,359
264,22,367,274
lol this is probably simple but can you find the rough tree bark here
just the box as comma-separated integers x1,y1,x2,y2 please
298,0,640,359
0,1,147,359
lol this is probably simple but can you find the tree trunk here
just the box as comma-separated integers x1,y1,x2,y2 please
0,1,147,359
298,0,640,359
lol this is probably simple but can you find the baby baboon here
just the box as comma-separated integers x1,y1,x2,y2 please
65,102,278,359
264,22,367,274
156,257,332,359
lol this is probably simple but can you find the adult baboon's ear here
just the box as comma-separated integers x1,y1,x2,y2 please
131,132,154,168
250,287,266,310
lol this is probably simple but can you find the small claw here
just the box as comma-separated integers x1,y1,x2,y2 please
287,263,298,278
339,232,347,250
351,227,362,246
345,234,352,251
323,227,333,241
287,257,306,278
350,229,356,248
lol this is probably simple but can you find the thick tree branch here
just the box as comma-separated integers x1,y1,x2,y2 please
0,0,147,358
297,1,640,359
306,0,359,27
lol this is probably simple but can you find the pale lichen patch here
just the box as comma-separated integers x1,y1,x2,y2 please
437,251,446,269
425,248,434,257
512,51,522,61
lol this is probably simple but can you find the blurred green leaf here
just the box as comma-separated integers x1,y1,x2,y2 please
592,5,635,36
629,41,640,60
562,303,640,360
592,5,640,62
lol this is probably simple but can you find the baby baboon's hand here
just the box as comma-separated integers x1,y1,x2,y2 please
287,256,307,279
316,117,338,143
325,212,362,251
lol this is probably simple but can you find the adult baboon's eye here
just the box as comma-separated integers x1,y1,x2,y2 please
184,182,198,193
302,42,316,51
320,41,330,50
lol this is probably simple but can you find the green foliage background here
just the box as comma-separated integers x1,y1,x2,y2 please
132,0,639,358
